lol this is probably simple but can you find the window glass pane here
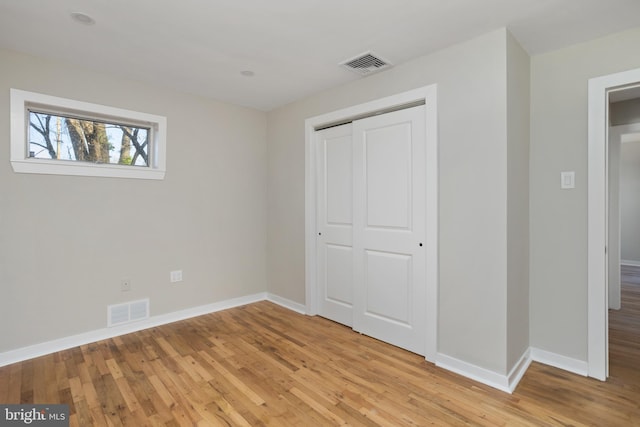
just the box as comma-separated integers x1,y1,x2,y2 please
28,110,150,167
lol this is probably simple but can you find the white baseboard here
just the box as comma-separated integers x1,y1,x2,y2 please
1,294,588,393
436,348,531,394
508,348,533,391
530,347,588,377
436,351,522,394
621,259,640,267
266,293,307,314
0,292,267,368
435,348,587,394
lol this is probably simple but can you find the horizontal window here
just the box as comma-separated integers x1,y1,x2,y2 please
10,89,166,179
28,110,151,166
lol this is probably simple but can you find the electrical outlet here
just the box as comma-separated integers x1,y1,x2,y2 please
170,270,183,283
121,278,132,292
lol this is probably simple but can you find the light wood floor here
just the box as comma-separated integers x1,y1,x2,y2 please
1,278,640,426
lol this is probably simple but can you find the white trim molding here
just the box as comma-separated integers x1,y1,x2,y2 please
436,347,590,394
267,293,308,314
508,349,533,391
530,347,588,377
0,293,267,367
436,349,531,394
304,85,439,362
1,291,593,396
588,67,640,381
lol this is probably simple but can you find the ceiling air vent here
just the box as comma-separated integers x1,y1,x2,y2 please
340,52,392,76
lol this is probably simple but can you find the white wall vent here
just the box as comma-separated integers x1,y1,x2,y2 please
340,51,392,76
108,298,150,327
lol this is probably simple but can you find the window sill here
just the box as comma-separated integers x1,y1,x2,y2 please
10,158,166,180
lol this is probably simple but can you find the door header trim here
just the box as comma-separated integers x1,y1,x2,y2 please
314,99,425,131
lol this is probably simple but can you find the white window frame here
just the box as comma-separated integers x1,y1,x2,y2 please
10,88,166,180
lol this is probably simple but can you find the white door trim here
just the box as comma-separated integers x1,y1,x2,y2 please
588,67,640,381
304,85,439,362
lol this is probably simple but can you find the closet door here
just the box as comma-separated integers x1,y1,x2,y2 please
352,105,427,355
315,105,427,355
316,123,354,326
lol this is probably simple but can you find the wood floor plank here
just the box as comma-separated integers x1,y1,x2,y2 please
146,362,202,426
3,279,640,425
196,351,266,407
289,385,347,425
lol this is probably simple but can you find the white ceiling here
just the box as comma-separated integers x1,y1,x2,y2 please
1,0,640,111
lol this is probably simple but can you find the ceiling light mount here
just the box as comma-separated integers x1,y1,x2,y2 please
70,12,96,26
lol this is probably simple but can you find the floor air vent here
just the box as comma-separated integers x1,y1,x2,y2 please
108,298,149,327
340,51,392,76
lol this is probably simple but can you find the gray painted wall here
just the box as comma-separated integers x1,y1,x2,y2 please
611,98,640,126
608,126,622,309
506,32,531,371
268,29,522,375
0,48,268,352
4,21,640,381
621,139,640,263
530,27,640,360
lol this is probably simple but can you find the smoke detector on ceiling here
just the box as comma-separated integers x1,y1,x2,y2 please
340,51,392,76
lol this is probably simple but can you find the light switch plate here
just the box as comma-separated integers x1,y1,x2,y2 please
561,171,575,189
170,270,183,282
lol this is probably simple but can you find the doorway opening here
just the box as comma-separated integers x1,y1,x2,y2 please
588,67,640,380
610,123,640,311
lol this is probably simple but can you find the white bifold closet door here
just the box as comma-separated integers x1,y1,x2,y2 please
316,105,427,355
